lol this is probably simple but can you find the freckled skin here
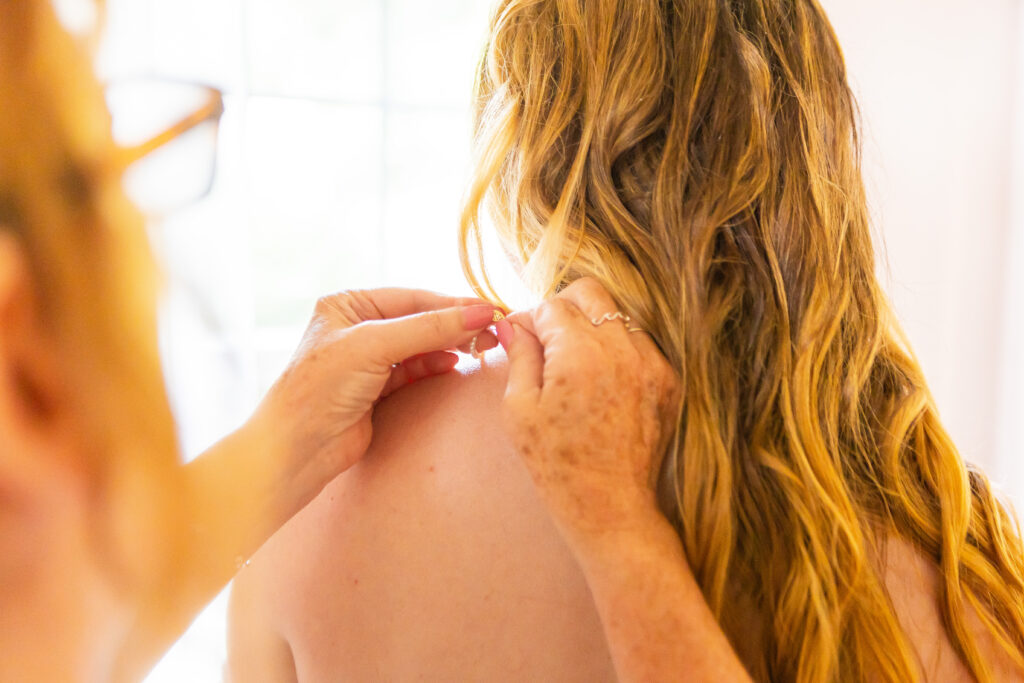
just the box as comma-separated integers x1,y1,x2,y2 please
502,279,681,550
228,279,687,683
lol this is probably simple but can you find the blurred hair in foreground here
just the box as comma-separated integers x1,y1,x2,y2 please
460,1,1024,679
0,0,184,616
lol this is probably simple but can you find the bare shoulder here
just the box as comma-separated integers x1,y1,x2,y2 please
227,563,298,683
231,350,615,681
882,535,1024,682
379,351,510,421
368,352,513,472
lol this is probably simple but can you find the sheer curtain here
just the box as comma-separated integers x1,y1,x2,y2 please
81,1,1024,680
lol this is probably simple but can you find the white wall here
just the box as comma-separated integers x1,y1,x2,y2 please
998,4,1024,504
821,0,1022,492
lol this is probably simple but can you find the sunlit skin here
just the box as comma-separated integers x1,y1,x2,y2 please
500,279,749,681
229,0,1024,679
5,1,1023,682
227,281,701,683
229,279,1017,683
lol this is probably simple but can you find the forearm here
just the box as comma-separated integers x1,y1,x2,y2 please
574,509,752,683
114,404,329,681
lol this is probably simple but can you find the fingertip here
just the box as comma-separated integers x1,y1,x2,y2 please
427,351,460,374
509,320,537,343
462,304,502,330
503,324,519,357
476,331,499,351
403,354,429,380
495,319,514,351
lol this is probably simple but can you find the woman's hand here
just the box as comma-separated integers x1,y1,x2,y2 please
255,288,502,486
498,279,752,683
497,277,680,553
121,289,500,682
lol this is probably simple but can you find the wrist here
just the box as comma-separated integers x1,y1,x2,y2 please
567,502,751,682
249,385,298,464
246,389,353,517
564,497,682,578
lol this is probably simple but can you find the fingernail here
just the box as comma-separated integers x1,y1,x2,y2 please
476,332,499,351
495,319,514,351
427,352,460,374
463,304,499,330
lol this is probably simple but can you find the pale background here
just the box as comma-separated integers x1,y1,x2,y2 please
58,0,1024,680
824,0,1024,507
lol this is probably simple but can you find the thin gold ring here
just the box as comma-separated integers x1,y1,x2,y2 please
590,311,631,326
591,311,645,334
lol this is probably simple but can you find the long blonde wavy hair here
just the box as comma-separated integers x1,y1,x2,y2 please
459,1,1024,679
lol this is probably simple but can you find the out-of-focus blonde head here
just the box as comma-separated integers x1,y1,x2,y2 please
460,1,1024,679
0,0,183,609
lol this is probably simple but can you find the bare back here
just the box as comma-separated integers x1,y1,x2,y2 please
228,352,617,682
228,350,1023,682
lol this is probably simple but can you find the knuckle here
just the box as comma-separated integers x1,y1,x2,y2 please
314,289,365,320
548,297,585,325
575,276,605,297
544,297,570,313
328,289,374,316
342,287,368,300
565,276,599,295
563,276,615,309
533,300,560,327
659,359,680,392
662,373,683,410
313,294,338,315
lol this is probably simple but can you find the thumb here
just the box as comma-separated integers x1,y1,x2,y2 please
358,303,499,365
503,321,544,402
